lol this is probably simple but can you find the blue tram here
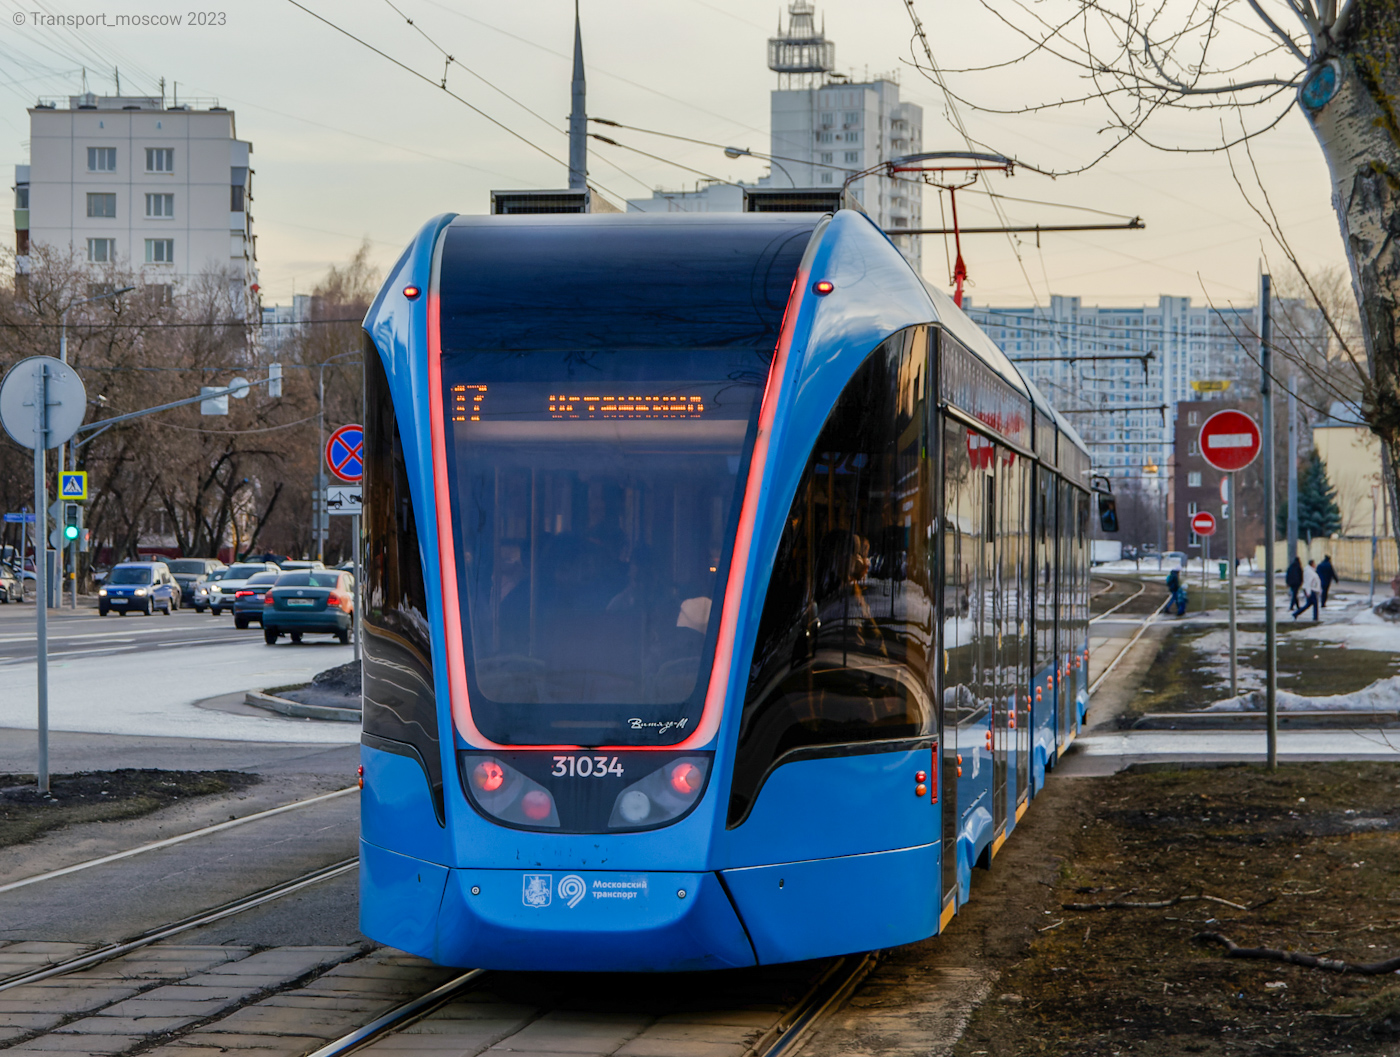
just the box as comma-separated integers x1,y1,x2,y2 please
358,208,1094,972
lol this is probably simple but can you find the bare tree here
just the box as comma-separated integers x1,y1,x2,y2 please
910,0,1400,534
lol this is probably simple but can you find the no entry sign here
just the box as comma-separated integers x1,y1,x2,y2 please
326,424,365,483
1198,409,1261,472
1191,511,1217,537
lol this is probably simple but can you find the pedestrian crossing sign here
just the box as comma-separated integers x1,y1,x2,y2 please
59,471,87,500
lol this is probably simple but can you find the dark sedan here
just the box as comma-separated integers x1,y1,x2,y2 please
262,570,353,645
232,571,280,629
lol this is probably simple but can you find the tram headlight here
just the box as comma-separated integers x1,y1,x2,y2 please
607,756,709,830
617,790,651,823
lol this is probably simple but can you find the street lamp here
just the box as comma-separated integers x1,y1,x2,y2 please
57,284,133,609
724,146,795,188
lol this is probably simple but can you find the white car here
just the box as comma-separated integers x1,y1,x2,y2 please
209,561,281,616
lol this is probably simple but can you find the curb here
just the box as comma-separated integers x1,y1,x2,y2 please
244,691,361,723
1132,709,1400,730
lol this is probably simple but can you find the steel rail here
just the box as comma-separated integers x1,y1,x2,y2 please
754,952,880,1057
300,969,489,1057
0,857,357,993
298,950,880,1057
0,786,358,895
1088,594,1172,698
1089,579,1149,624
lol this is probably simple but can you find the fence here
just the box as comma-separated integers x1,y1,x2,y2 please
1252,536,1399,585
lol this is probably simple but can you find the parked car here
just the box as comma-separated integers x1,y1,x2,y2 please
0,563,23,603
167,558,226,611
262,570,354,645
98,562,180,616
209,562,281,616
232,572,280,629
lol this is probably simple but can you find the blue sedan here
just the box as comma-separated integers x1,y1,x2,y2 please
98,562,179,616
262,570,353,645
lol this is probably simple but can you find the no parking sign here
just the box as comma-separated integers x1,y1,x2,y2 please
326,424,364,483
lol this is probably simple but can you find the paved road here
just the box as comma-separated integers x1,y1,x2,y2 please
0,603,357,743
0,602,299,665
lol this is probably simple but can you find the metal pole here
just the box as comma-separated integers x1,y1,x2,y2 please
33,364,50,793
1202,531,1208,600
58,309,75,611
351,511,361,663
1372,487,1379,607
19,506,27,598
1287,380,1298,566
318,366,326,563
1228,472,1238,697
1260,273,1278,771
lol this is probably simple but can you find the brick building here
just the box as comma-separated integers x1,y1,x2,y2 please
1172,398,1266,563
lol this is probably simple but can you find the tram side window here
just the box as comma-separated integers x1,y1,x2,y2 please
729,330,933,826
363,336,441,816
942,418,986,728
1034,470,1056,674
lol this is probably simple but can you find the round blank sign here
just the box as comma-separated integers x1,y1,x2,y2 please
0,356,88,450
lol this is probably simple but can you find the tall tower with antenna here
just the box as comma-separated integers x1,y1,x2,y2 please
767,1,834,90
567,0,587,190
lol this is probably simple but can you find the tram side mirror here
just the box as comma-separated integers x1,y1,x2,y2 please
1098,494,1119,533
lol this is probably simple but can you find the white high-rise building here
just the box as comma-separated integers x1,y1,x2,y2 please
965,295,1267,480
767,2,922,270
15,91,259,316
627,2,923,273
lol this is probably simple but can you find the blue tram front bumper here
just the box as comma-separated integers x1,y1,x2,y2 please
360,840,756,972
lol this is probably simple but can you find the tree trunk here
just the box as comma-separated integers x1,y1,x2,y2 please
1301,0,1400,562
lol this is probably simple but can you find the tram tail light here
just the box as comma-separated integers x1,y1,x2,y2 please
669,762,703,795
608,756,709,830
458,754,560,829
473,759,505,793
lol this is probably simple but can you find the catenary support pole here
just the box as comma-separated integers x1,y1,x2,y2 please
1228,472,1238,697
1372,487,1379,607
351,511,361,663
1261,273,1278,770
32,363,50,793
1287,380,1298,565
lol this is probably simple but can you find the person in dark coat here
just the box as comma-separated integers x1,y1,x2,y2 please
1317,555,1336,607
1166,567,1187,616
1285,557,1303,610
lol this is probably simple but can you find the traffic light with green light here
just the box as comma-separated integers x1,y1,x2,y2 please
63,503,80,542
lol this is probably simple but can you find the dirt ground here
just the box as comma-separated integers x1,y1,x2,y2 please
0,769,259,848
945,762,1400,1057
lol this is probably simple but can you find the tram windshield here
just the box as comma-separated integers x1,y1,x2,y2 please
441,350,767,746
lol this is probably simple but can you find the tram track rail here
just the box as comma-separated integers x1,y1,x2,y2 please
298,951,881,1057
1089,578,1147,624
1088,593,1172,699
0,785,358,896
0,856,357,993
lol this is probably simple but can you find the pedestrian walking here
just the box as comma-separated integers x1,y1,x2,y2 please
1166,566,1188,617
1318,554,1336,607
1292,559,1321,621
1285,556,1303,610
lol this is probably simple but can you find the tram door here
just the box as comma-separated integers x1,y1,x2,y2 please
1007,458,1030,809
1057,480,1073,748
986,470,1007,838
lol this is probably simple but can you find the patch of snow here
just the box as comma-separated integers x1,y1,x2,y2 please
1206,675,1400,713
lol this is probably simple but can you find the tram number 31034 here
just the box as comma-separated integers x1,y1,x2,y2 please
552,755,626,778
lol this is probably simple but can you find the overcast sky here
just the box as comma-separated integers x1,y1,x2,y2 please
0,0,1346,310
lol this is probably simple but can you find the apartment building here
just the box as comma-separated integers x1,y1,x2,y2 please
15,91,258,316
